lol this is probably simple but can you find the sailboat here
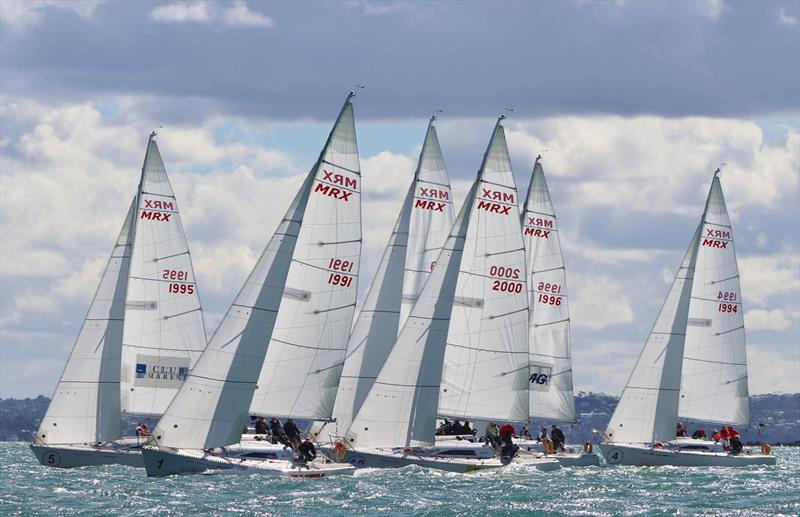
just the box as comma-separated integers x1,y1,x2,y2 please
598,171,776,467
313,115,455,446
140,93,361,478
515,156,599,467
30,134,207,468
337,116,559,473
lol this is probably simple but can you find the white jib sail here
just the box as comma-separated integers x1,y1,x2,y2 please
36,200,135,445
400,119,455,326
150,95,357,450
121,134,207,417
345,182,478,448
438,119,530,423
604,225,701,444
249,101,361,421
679,173,749,426
523,157,576,423
320,117,453,442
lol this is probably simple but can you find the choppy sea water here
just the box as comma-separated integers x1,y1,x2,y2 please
1,443,798,516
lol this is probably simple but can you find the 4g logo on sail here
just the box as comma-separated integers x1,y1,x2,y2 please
529,363,553,392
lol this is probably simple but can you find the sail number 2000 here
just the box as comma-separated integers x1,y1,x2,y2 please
490,266,523,293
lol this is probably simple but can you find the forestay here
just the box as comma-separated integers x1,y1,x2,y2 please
150,95,356,450
605,226,701,444
320,118,452,442
439,120,529,423
523,157,576,423
121,135,207,417
250,101,361,420
679,175,749,426
36,200,135,445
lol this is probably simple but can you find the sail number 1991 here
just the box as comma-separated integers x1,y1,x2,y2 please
328,258,354,288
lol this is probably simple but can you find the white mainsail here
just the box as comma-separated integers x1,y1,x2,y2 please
523,157,576,423
400,119,455,326
320,118,453,441
35,200,135,445
679,174,749,425
121,134,207,417
250,100,362,420
347,116,520,448
438,120,530,423
150,95,358,450
605,225,700,444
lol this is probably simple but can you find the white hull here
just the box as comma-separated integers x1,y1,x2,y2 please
598,443,777,467
333,447,560,473
141,446,355,478
30,442,143,468
517,439,600,467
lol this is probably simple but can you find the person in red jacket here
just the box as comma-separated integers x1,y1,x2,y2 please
499,423,516,447
711,429,721,442
720,426,731,449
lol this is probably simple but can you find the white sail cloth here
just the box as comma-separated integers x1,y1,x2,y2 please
605,226,700,444
36,200,135,444
250,102,362,420
679,176,749,425
321,119,453,441
121,137,207,416
151,96,359,450
439,122,530,423
347,117,527,448
606,170,749,444
523,158,576,423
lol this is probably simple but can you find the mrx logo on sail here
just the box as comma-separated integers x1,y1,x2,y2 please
702,228,731,249
415,187,450,212
477,188,515,215
140,199,175,222
314,170,358,201
524,216,555,238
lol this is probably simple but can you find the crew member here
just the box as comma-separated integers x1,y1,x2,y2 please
283,418,302,450
711,429,721,442
270,417,290,447
550,424,566,452
691,428,707,440
520,425,531,439
485,423,501,450
462,421,473,436
676,421,689,437
298,439,317,462
136,423,150,438
499,422,516,447
539,426,548,442
255,416,268,435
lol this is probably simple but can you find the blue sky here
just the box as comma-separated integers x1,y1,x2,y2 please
1,0,798,399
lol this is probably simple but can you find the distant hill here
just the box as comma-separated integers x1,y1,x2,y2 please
2,393,797,444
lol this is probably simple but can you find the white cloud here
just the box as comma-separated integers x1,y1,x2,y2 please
505,117,799,217
150,1,210,23
345,1,417,16
747,346,800,394
706,0,724,19
570,274,636,330
150,1,273,29
739,252,800,307
222,0,273,28
778,8,799,26
0,0,100,33
745,309,793,331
